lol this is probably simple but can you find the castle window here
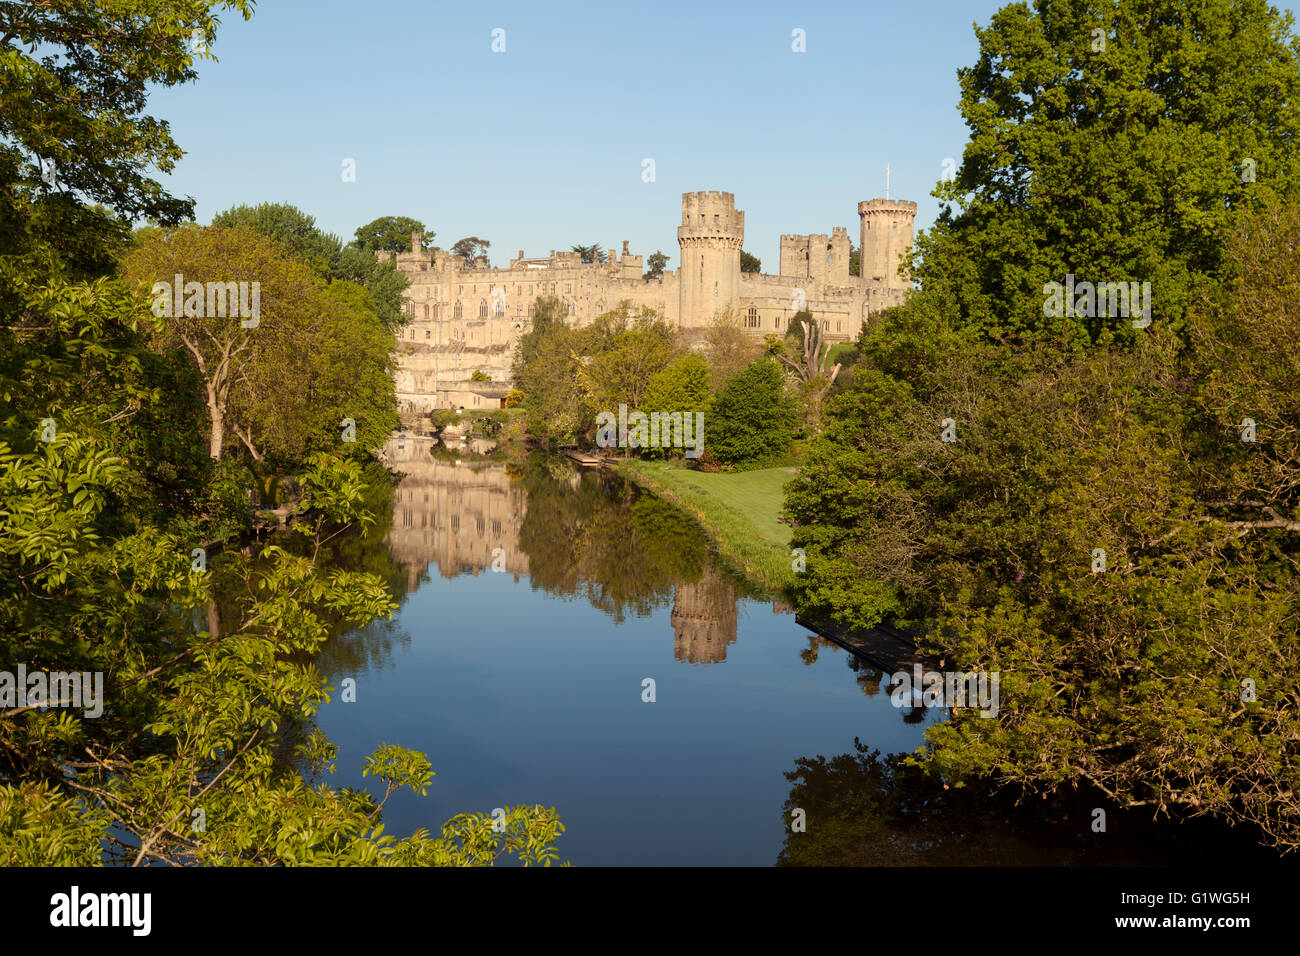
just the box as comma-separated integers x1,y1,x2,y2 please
746,307,760,329
775,316,782,329
454,301,463,319
423,304,429,319
479,300,488,318
568,302,575,316
425,329,431,339
837,321,842,332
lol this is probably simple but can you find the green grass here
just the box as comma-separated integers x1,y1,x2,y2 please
618,459,797,593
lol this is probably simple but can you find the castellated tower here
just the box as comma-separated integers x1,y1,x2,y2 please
677,191,744,328
858,198,918,291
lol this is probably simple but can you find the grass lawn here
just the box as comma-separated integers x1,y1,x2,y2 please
618,459,797,592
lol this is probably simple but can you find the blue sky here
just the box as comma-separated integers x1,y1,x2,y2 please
149,0,1299,272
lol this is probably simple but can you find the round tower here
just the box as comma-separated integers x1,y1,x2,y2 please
677,191,744,328
858,198,917,291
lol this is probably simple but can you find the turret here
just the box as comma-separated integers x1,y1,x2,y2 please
858,198,917,290
677,191,744,327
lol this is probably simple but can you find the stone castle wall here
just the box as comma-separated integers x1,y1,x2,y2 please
389,190,914,413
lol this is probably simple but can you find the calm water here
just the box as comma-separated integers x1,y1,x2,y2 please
309,438,1280,866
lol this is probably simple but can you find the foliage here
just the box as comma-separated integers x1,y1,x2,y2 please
702,305,763,391
708,359,799,468
644,250,669,281
513,301,680,445
740,250,761,273
786,200,1300,850
213,202,410,332
450,236,490,267
918,0,1300,342
571,243,606,264
0,1,562,867
639,354,711,460
352,216,429,253
0,0,255,224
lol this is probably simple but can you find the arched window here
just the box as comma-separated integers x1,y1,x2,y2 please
423,304,429,319
479,300,488,318
454,301,463,320
568,302,575,316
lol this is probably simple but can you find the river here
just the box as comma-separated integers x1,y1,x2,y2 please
308,436,1280,866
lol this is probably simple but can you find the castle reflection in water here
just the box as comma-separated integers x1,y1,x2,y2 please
382,436,774,664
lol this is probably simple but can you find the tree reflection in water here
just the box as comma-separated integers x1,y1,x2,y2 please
776,739,1281,866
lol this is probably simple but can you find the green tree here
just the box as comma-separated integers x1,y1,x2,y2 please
213,202,410,332
571,243,606,264
920,0,1300,342
1,2,563,867
353,216,429,253
709,359,798,468
786,199,1300,852
740,250,761,273
640,354,712,460
644,250,670,281
0,0,255,225
703,305,763,390
450,236,491,267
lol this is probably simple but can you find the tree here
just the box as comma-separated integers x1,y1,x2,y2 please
849,243,859,277
640,354,712,460
772,314,842,433
709,358,799,468
702,305,763,390
0,0,255,225
212,202,343,275
919,0,1300,342
740,250,761,273
1,2,563,867
353,216,429,253
644,250,670,281
785,199,1300,852
578,305,678,413
572,243,607,264
450,236,491,268
213,202,411,332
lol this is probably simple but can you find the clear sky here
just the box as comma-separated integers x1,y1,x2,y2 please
149,0,1299,273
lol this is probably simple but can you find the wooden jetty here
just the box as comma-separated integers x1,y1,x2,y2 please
562,449,610,467
796,615,945,674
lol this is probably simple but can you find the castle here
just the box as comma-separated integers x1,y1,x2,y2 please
384,190,916,413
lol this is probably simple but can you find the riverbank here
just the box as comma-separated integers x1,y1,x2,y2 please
617,460,796,593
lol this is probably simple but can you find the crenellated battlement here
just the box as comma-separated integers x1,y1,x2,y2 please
858,198,919,215
680,191,744,233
